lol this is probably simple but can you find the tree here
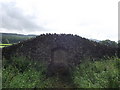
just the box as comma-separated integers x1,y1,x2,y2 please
99,39,117,48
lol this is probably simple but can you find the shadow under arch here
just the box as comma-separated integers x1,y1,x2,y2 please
51,47,69,64
47,47,71,77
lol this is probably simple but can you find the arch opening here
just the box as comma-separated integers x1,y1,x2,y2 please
51,47,68,64
47,47,69,76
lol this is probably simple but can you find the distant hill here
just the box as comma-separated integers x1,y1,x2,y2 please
0,33,118,48
90,39,100,42
0,33,37,44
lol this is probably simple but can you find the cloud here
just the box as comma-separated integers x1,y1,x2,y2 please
0,2,43,33
0,0,118,41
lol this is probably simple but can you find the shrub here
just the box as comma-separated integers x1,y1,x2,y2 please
2,56,46,88
2,56,120,88
2,56,72,88
72,57,120,88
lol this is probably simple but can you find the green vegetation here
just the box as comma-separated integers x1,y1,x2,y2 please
0,44,12,45
2,56,120,88
0,46,5,48
2,56,73,88
0,33,36,48
99,39,118,48
2,56,47,88
73,57,120,88
1,33,36,44
0,44,12,48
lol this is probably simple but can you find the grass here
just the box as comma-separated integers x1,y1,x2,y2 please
0,44,12,48
2,56,47,88
0,46,5,48
0,44,12,45
73,57,120,88
2,56,120,88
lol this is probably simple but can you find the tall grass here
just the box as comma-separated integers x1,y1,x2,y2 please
73,57,120,88
2,56,120,88
2,56,47,88
2,56,73,88
0,44,12,48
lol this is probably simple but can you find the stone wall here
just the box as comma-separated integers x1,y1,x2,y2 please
2,34,117,69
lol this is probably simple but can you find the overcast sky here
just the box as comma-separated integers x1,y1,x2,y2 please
0,0,119,41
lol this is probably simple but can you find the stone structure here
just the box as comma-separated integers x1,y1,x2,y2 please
2,34,117,75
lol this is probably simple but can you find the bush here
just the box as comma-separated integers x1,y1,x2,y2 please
2,56,73,88
2,56,47,88
73,57,120,88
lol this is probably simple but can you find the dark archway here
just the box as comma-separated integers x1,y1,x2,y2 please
47,47,70,76
51,47,68,64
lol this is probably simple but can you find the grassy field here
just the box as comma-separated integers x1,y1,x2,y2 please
2,56,120,88
0,44,12,48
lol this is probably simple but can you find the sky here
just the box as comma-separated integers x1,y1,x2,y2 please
0,0,119,41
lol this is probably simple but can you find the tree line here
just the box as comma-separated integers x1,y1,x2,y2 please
1,33,36,44
1,33,119,48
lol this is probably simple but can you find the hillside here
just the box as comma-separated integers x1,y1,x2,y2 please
1,33,118,48
0,33,37,44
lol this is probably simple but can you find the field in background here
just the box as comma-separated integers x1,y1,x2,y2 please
1,33,36,44
0,33,36,48
0,44,12,48
2,56,120,88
